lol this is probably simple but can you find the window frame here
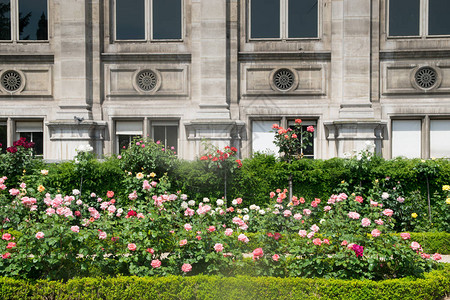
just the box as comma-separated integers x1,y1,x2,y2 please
114,119,144,153
113,0,184,42
0,0,49,43
248,0,320,41
150,120,179,153
387,0,450,39
14,120,44,156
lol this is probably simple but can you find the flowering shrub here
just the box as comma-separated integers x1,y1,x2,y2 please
272,119,314,160
0,138,36,185
0,172,442,281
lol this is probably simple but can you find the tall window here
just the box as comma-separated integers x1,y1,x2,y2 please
0,0,48,41
430,120,450,158
151,121,178,153
388,0,450,37
115,0,182,41
0,121,6,153
115,120,143,153
392,120,422,158
288,120,315,159
250,0,318,39
15,121,43,156
252,120,279,155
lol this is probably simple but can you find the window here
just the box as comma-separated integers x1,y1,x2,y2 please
15,121,43,156
288,120,315,159
249,0,318,39
388,0,450,37
252,120,279,155
430,120,450,158
392,120,422,158
115,120,143,153
115,0,182,41
151,121,178,153
0,121,6,153
0,0,48,41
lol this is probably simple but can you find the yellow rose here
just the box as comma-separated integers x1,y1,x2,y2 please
40,169,49,175
446,198,450,205
411,213,418,218
421,160,426,163
375,179,379,183
442,185,450,191
150,172,156,178
38,185,45,193
136,172,144,179
341,180,345,184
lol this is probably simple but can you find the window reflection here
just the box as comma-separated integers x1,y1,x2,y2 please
428,0,450,35
19,0,47,40
116,0,145,40
0,0,10,40
288,0,317,38
153,0,181,39
389,0,419,36
251,0,280,38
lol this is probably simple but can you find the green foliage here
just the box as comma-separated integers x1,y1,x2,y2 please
0,266,449,300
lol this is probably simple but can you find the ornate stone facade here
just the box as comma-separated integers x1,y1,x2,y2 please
1,0,450,160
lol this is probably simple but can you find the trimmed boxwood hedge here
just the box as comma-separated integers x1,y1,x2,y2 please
1,265,449,300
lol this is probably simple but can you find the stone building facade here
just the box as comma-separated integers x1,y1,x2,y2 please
1,0,450,160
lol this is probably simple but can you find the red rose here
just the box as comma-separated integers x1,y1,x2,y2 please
107,191,114,198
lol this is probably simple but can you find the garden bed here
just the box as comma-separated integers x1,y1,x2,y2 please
1,265,449,300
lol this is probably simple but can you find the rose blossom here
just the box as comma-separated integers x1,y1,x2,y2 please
361,218,371,227
272,254,280,261
238,234,249,243
381,192,389,199
307,232,315,239
347,211,360,219
224,228,233,236
400,232,411,240
303,209,312,216
293,213,302,220
179,239,187,246
214,243,224,252
71,226,80,233
341,240,348,246
371,229,381,237
382,209,394,217
128,243,137,251
397,197,405,203
410,242,421,251
6,242,16,249
323,239,330,245
298,230,307,238
375,219,384,225
2,253,11,259
184,224,192,231
313,238,322,246
324,206,332,212
181,263,192,273
207,226,216,232
283,210,292,217
310,224,320,233
252,248,264,260
432,253,442,261
35,232,45,239
99,231,107,239
151,259,161,268
355,196,363,203
2,233,11,241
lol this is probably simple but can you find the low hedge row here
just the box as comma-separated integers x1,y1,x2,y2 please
1,265,449,300
242,232,450,255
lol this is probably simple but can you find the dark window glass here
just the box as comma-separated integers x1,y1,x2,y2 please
116,0,145,40
153,126,178,152
429,0,450,35
118,135,132,152
0,124,6,153
19,0,47,40
289,124,314,158
251,0,280,38
20,132,43,155
0,0,11,40
389,0,419,36
153,0,182,39
288,0,318,38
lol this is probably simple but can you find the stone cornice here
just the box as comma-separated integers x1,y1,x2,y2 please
0,54,54,63
238,52,331,61
380,50,450,60
101,53,192,62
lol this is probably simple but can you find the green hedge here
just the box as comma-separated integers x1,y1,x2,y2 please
1,265,449,300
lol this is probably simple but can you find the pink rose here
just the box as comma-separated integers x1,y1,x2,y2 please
310,224,320,233
35,232,45,239
382,209,394,217
347,243,355,249
238,234,249,243
298,230,307,238
307,126,314,133
348,211,360,219
303,209,312,216
313,238,322,246
355,196,363,203
2,233,11,241
432,253,442,261
151,259,161,268
128,243,137,251
179,239,187,246
207,226,216,232
99,231,107,239
293,213,302,220
253,248,264,260
9,189,20,196
181,263,192,273
2,252,11,259
374,219,384,225
400,232,411,240
421,253,430,259
341,240,348,246
6,242,16,249
214,243,224,252
307,232,315,239
272,254,280,261
410,241,421,251
224,228,233,236
397,197,405,203
184,224,192,231
361,218,371,227
71,226,80,233
323,239,330,245
283,210,292,217
146,248,154,254
324,206,332,212
371,229,381,237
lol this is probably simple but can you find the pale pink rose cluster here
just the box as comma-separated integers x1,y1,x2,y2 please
324,206,332,212
327,193,348,204
143,180,157,190
293,213,302,220
347,211,360,219
99,231,107,239
371,229,381,237
184,208,195,217
196,203,212,215
224,228,233,236
232,217,248,230
252,248,264,260
128,243,137,251
2,233,12,241
283,210,292,217
128,190,138,201
35,232,45,239
214,243,224,252
303,209,312,216
310,224,320,233
361,218,371,227
400,232,411,240
382,209,394,217
374,219,384,225
184,223,192,231
71,226,80,233
181,263,192,273
410,241,421,251
21,197,37,210
9,188,20,196
151,259,161,268
238,234,249,243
